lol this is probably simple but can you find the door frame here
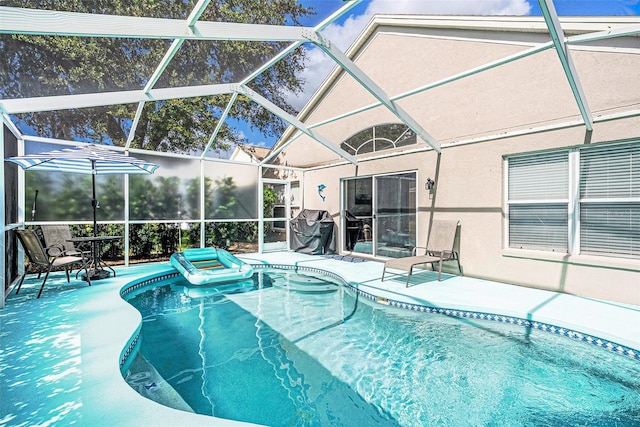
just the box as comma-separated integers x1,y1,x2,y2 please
341,170,417,257
261,178,290,252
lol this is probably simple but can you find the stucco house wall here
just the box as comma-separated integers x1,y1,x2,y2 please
274,16,640,305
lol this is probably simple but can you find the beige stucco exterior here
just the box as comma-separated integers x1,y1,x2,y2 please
273,16,640,305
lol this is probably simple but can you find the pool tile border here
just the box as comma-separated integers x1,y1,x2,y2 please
118,264,639,371
119,272,180,369
379,297,639,361
254,263,640,362
120,272,180,298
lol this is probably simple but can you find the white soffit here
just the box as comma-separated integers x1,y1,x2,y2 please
368,15,640,34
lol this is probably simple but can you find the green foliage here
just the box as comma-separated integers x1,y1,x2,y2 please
1,0,315,152
67,223,126,260
208,222,236,248
25,172,123,222
157,224,178,254
205,221,258,249
187,223,202,249
198,182,275,249
129,224,156,258
262,185,278,235
210,176,237,219
263,186,278,217
129,175,189,220
129,175,157,221
155,178,182,218
98,176,126,220
27,163,271,258
185,177,202,220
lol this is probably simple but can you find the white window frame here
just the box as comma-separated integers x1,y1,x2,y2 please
505,150,570,253
577,142,640,258
506,140,640,259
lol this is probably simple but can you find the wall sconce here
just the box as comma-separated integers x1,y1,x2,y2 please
318,184,326,201
425,178,435,191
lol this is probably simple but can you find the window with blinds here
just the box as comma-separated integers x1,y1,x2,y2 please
507,152,569,252
506,141,639,259
579,143,639,258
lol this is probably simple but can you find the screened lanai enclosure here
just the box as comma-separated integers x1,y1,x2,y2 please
0,0,433,293
2,0,640,308
1,0,372,306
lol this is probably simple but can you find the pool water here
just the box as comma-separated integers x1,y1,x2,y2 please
125,269,640,427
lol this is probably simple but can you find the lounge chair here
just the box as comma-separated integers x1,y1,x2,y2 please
382,220,461,287
14,228,91,298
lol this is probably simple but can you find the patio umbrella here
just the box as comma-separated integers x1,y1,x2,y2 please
6,144,159,236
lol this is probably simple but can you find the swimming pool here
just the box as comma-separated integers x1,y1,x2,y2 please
123,267,640,426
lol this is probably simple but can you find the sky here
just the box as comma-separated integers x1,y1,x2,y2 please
236,0,639,149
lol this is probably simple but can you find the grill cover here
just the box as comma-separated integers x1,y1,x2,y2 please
290,209,336,254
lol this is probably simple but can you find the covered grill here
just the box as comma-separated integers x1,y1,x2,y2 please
290,209,336,255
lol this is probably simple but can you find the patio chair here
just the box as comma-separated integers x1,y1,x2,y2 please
41,224,92,279
382,220,461,287
14,228,91,298
41,224,88,258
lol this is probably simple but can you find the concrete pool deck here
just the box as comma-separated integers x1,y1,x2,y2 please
1,252,639,426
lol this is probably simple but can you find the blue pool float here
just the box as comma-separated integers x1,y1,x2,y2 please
170,247,254,286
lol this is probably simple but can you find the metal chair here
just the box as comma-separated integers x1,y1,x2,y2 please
15,228,91,298
41,224,88,258
382,220,461,286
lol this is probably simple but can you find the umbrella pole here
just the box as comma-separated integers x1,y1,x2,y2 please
92,160,98,237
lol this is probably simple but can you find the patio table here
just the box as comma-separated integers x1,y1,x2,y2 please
67,236,122,281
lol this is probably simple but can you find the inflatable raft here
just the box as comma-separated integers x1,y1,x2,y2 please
170,247,254,286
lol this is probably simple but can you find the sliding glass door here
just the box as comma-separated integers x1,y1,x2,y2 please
344,177,374,254
343,171,416,258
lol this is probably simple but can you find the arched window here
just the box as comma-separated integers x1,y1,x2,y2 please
340,123,416,155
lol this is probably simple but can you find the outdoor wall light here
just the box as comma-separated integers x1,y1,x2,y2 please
425,178,435,191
